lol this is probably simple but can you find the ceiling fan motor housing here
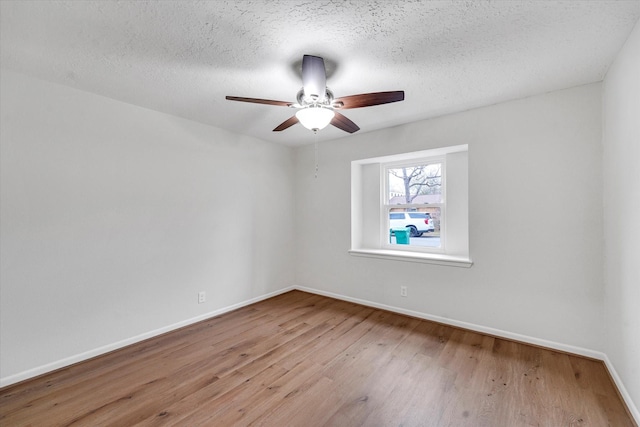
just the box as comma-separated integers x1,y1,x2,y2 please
225,54,404,134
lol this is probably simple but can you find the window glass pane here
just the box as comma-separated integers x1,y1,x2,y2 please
388,163,442,204
389,207,441,248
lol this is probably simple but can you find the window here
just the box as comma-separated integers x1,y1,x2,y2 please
350,145,471,267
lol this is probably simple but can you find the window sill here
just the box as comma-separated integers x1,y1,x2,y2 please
349,248,473,268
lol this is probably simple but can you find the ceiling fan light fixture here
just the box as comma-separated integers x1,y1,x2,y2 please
295,106,335,131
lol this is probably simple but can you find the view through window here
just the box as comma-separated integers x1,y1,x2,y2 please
385,160,444,251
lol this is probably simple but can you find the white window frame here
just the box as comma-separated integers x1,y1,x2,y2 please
349,144,472,268
381,156,446,254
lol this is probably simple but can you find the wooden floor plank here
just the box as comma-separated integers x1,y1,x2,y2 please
212,359,326,426
0,290,635,427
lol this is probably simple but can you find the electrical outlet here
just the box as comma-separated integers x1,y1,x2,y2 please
198,291,206,304
400,286,408,297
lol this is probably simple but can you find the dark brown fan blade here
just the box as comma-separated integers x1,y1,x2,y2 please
331,112,360,133
273,115,299,132
333,91,404,109
226,96,293,107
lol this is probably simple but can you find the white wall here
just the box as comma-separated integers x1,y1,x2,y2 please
0,70,295,382
295,83,604,352
603,19,640,417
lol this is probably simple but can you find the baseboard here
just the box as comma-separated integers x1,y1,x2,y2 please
295,286,639,425
603,354,640,424
295,286,604,358
0,286,295,388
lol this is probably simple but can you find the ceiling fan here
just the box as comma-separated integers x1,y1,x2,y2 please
226,55,404,134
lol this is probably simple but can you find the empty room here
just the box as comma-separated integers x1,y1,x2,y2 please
1,1,639,426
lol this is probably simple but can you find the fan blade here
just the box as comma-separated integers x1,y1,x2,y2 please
333,91,404,109
273,115,299,132
302,55,327,102
331,112,360,133
226,96,293,107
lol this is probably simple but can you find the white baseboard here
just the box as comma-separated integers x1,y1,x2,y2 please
294,286,604,358
0,286,295,388
295,286,639,425
603,354,640,423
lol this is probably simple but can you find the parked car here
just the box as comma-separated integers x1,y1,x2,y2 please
389,212,435,237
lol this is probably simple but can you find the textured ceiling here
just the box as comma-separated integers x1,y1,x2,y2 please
1,1,638,146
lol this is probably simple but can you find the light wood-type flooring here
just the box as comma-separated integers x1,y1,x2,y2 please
1,290,635,426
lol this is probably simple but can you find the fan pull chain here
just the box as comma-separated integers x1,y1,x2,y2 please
314,130,319,179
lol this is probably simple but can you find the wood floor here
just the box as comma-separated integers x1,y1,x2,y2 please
0,290,635,427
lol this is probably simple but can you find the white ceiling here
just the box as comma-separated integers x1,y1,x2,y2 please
1,1,638,146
